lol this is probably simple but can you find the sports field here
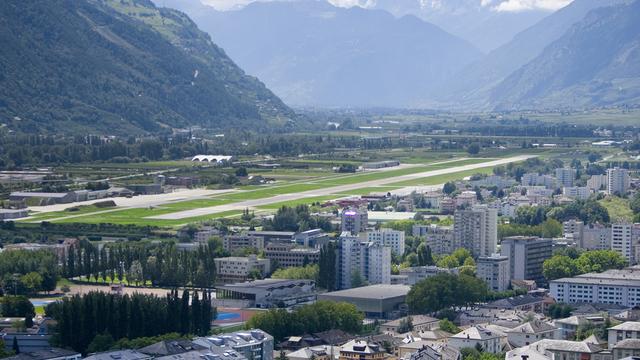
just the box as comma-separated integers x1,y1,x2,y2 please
22,155,532,227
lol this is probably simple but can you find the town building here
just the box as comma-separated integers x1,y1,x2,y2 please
339,233,391,289
608,322,640,349
412,225,453,256
264,243,320,268
398,266,458,286
214,279,316,309
214,255,271,284
0,208,29,220
194,227,221,243
587,175,608,192
550,267,640,306
505,338,605,360
83,350,151,360
521,173,556,188
367,229,405,256
556,168,576,188
501,236,553,285
223,234,266,253
456,191,477,208
611,223,640,264
380,315,439,334
400,342,460,360
295,229,330,248
4,348,81,360
506,320,558,347
563,187,591,200
286,345,340,360
339,340,387,360
9,191,78,205
453,205,497,258
193,329,274,360
448,326,504,354
476,254,510,292
608,168,631,195
318,285,410,319
246,231,295,243
341,208,368,235
439,198,457,214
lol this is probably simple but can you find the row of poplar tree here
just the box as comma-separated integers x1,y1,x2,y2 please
63,239,220,287
48,289,214,353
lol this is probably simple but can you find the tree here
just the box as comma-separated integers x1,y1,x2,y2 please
438,319,460,334
407,273,488,314
87,334,115,353
467,143,480,155
127,260,144,286
350,271,366,288
443,182,456,195
20,272,43,295
416,243,434,266
575,250,627,273
543,255,578,281
12,337,19,354
235,167,248,177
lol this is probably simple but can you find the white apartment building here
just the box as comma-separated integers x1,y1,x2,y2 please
340,232,391,289
521,173,556,188
341,207,368,235
611,223,640,264
412,224,454,255
453,205,497,258
366,228,405,256
608,167,631,195
456,191,477,208
477,254,510,292
501,236,553,285
563,186,591,200
556,168,576,188
563,220,612,250
550,267,640,307
587,174,608,192
214,255,271,284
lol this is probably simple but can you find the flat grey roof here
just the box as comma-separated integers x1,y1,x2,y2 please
319,285,410,299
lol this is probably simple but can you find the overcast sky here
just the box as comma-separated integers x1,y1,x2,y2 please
200,0,574,12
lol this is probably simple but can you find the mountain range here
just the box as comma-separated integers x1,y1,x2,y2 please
0,0,292,134
163,0,640,110
163,0,483,108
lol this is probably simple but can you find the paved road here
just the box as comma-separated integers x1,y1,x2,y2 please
149,155,535,220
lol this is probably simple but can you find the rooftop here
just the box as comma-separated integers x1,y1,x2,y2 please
84,350,150,360
450,326,503,340
5,348,80,360
609,322,640,332
614,339,640,349
340,340,384,354
507,320,557,335
320,285,411,300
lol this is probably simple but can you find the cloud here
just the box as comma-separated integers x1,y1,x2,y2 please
200,0,573,12
492,0,573,12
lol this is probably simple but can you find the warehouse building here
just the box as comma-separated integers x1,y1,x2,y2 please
317,284,410,319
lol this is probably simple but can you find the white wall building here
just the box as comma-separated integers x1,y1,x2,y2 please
556,168,576,188
453,205,497,258
448,326,504,354
608,167,631,195
587,174,608,192
413,224,454,255
550,267,640,307
563,186,591,200
340,232,391,289
477,254,510,292
366,228,405,256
